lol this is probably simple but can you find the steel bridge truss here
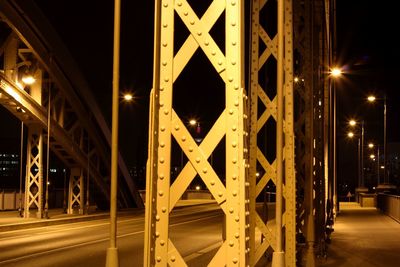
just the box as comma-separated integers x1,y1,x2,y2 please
249,0,296,265
145,0,250,265
146,0,335,266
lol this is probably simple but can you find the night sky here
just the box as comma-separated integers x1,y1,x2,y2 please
2,1,399,193
336,0,400,193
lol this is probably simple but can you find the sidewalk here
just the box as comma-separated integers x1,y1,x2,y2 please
319,202,400,266
0,199,216,232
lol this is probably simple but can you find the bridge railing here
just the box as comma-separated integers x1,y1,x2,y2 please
377,193,400,223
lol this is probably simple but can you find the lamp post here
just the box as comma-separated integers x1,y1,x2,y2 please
367,143,381,188
348,119,368,201
44,87,51,219
106,0,120,266
330,67,342,216
367,94,394,191
347,131,360,188
18,122,24,217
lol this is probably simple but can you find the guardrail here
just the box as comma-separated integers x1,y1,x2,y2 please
377,193,400,223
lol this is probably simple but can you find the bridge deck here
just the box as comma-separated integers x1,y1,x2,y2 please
321,202,400,266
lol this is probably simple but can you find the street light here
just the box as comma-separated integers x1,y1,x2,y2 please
181,119,199,171
368,143,374,148
330,67,342,77
329,66,343,218
348,119,368,200
21,68,36,85
368,143,381,186
367,94,390,187
347,130,360,190
189,119,197,126
123,93,133,102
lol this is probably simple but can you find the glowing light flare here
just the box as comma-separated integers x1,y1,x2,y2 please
349,120,356,126
347,132,354,138
367,95,376,102
368,143,374,148
123,93,133,101
21,75,36,85
330,67,342,77
189,119,197,126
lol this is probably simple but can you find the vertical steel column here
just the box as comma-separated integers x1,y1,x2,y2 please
143,0,161,264
24,127,43,218
283,1,296,265
226,0,248,266
249,0,296,266
145,0,248,265
292,0,316,265
24,66,44,219
68,168,84,215
272,0,285,265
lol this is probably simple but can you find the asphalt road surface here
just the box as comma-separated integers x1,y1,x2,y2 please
0,204,224,267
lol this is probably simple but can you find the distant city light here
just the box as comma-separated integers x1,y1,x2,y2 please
195,185,201,190
347,132,354,138
370,154,375,159
294,77,299,83
349,120,356,126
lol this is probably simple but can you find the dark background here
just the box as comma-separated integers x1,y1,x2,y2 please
336,1,400,194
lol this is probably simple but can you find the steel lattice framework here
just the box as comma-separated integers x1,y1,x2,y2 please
248,0,296,265
145,0,250,265
145,0,336,266
292,0,335,263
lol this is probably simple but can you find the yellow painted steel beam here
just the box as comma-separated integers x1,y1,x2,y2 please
145,0,249,265
249,0,296,266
